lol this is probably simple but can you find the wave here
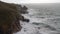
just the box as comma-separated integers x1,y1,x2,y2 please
16,8,60,34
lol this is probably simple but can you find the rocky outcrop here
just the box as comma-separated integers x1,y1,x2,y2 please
16,4,28,14
0,1,29,34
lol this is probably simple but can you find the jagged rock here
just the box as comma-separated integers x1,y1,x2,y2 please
16,4,28,14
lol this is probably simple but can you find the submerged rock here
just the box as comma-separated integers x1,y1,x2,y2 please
32,22,56,31
45,25,56,31
32,22,45,25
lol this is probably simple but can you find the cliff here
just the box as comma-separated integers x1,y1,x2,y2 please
0,1,29,34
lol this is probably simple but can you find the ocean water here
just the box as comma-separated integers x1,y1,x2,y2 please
16,3,60,34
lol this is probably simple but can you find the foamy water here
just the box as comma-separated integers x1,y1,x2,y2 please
16,4,60,34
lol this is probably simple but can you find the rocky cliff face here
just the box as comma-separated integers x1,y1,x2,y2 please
0,1,29,34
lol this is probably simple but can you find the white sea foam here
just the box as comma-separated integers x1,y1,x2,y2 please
16,5,60,34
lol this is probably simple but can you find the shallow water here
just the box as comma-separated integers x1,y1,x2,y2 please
16,4,60,34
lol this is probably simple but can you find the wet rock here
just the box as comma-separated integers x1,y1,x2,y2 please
32,22,45,25
22,19,29,22
24,29,27,32
19,15,29,22
32,22,56,31
45,25,56,31
36,16,45,19
32,23,41,25
37,27,41,29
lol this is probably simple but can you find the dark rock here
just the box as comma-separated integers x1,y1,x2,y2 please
24,29,27,32
0,27,4,34
32,23,41,25
0,1,29,34
16,5,28,14
37,27,40,29
32,22,44,25
22,19,29,22
45,25,56,31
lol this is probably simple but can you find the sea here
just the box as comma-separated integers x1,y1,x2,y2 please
15,3,60,34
